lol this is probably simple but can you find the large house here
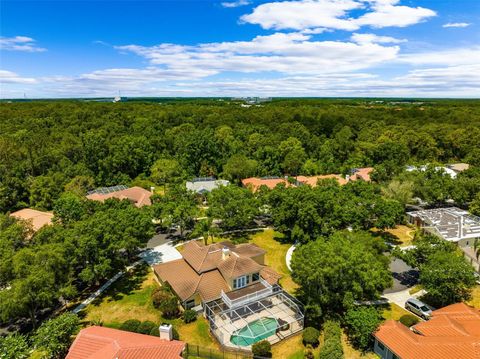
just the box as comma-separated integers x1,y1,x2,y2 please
86,185,153,208
296,174,348,186
374,303,480,359
66,325,185,359
10,208,53,232
154,240,304,349
154,240,280,310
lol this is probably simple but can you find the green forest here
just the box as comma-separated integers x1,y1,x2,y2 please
1,99,480,357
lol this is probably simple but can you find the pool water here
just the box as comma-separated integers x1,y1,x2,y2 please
230,317,278,347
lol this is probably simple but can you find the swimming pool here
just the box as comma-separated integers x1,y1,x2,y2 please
230,317,278,347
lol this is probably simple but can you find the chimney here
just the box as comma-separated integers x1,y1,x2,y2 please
159,323,173,341
222,247,230,260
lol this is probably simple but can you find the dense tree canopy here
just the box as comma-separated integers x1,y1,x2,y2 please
291,231,392,315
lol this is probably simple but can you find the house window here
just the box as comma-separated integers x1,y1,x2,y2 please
252,272,260,282
233,275,248,289
185,299,195,310
377,341,385,351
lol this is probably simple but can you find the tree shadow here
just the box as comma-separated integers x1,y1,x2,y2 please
371,230,402,246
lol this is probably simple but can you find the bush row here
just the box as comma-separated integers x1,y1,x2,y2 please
319,321,344,359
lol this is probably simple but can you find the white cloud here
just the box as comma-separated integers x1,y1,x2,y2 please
221,0,251,8
0,36,46,52
240,0,436,31
351,33,406,44
115,32,400,75
442,22,471,28
241,0,362,31
400,46,480,67
0,70,37,84
355,2,436,28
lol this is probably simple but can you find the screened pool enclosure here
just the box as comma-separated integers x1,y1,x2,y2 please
204,285,304,349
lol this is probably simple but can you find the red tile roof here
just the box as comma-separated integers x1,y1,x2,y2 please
10,208,53,232
296,175,348,186
241,177,290,192
66,326,185,359
374,303,480,359
86,186,152,207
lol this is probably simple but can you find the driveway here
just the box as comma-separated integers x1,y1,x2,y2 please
140,234,183,265
384,257,419,294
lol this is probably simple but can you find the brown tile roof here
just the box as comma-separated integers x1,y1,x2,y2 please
182,241,224,273
10,208,53,232
374,303,480,359
296,175,348,186
86,186,152,207
350,167,374,182
155,240,281,303
66,326,184,359
217,253,264,279
241,177,290,192
154,259,200,301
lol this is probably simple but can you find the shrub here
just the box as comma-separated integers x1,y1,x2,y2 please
252,340,272,358
137,321,156,334
344,307,381,351
0,334,30,359
399,314,420,327
150,326,160,337
319,321,343,359
120,319,141,333
172,326,180,340
152,288,180,319
183,309,197,323
34,313,80,359
302,327,320,347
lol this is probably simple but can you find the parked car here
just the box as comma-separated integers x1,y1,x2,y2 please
405,298,432,319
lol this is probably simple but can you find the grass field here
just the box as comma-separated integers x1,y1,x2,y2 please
249,229,299,294
381,303,414,321
371,225,415,247
80,263,219,349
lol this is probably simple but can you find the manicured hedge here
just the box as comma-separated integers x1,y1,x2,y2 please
183,309,197,323
400,314,420,327
319,321,344,359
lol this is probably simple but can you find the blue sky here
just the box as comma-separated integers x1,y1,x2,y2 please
1,0,479,98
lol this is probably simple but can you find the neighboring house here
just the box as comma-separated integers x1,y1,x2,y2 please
374,302,480,359
407,207,480,247
186,177,230,194
154,240,304,349
349,167,374,182
447,163,470,174
241,177,291,192
296,174,348,186
86,185,153,208
406,165,458,179
10,208,53,232
66,325,185,359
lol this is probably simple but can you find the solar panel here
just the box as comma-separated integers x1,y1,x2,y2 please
87,185,128,195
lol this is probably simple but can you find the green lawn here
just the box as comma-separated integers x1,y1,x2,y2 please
80,263,219,349
249,229,299,294
381,303,414,321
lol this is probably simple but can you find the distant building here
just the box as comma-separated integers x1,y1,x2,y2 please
406,165,458,179
241,176,291,192
349,167,374,182
66,325,185,359
186,177,229,194
86,185,153,207
374,303,480,359
447,163,470,174
10,208,53,232
296,174,348,186
407,207,480,247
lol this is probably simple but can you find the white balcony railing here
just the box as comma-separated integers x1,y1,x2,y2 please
221,279,273,309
